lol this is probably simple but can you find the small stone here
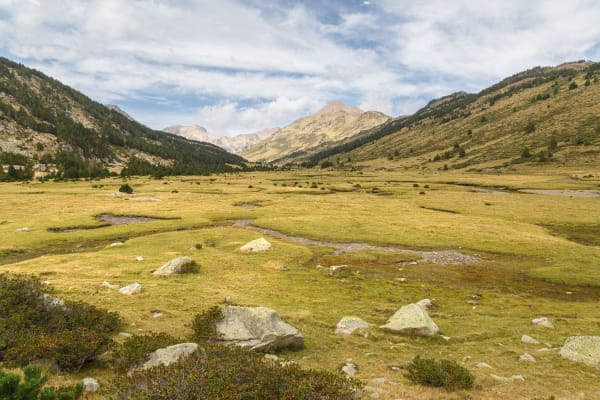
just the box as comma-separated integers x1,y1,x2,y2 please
240,238,272,252
82,377,99,393
152,312,163,318
224,296,233,303
341,362,357,377
466,300,478,305
490,374,525,383
264,354,279,361
16,227,30,232
440,335,451,341
519,353,536,362
369,392,380,399
532,317,554,329
119,332,132,337
476,362,493,369
521,335,540,344
370,378,385,386
100,281,119,290
416,298,436,310
110,241,124,247
463,356,472,362
42,280,51,286
335,316,372,336
119,283,141,295
136,256,144,261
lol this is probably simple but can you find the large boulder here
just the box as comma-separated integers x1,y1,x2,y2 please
335,316,372,336
380,304,439,336
240,238,272,253
215,306,304,352
153,256,198,276
141,343,199,370
559,336,600,367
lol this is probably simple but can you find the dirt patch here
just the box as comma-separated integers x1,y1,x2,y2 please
519,189,600,198
231,219,479,266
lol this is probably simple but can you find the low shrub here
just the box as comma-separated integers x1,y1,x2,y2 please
112,333,179,372
114,345,360,400
405,356,474,391
191,306,224,341
0,274,120,371
0,365,83,400
118,184,133,194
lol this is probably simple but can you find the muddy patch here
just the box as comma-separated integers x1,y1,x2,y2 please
231,219,479,265
519,189,600,198
48,214,177,233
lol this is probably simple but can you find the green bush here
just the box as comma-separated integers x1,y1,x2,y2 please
112,333,179,372
405,356,474,391
114,345,360,399
0,365,83,400
0,274,120,371
118,183,133,194
191,306,224,341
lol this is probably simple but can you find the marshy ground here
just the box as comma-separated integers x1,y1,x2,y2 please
0,166,599,399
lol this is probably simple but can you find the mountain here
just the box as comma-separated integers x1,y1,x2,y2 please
0,57,246,180
163,125,277,154
240,101,390,162
307,61,600,170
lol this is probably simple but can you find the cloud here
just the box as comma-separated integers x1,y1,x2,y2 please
0,0,599,133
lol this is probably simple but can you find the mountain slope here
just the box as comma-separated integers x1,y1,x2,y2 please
0,57,246,179
307,61,600,170
163,125,277,154
241,101,389,162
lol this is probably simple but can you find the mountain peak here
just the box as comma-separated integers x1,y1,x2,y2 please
317,101,363,116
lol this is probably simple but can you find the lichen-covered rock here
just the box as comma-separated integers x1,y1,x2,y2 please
215,306,304,352
240,238,272,252
335,316,372,336
559,336,600,367
521,334,539,344
380,304,439,336
141,343,199,370
82,377,100,393
153,256,197,276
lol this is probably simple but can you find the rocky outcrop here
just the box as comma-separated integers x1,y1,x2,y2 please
141,343,199,370
240,238,272,253
559,336,600,367
380,304,439,336
215,306,304,352
153,256,198,276
163,125,277,154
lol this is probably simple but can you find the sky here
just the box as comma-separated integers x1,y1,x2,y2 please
1,0,600,135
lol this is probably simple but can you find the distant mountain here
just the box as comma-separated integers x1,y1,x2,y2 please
241,101,390,162
163,125,277,154
307,61,600,169
0,57,246,180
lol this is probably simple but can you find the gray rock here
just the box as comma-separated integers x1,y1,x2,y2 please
16,227,30,232
380,304,439,336
240,238,272,252
475,362,493,369
559,336,600,367
519,353,536,362
82,377,99,393
41,294,66,311
215,306,304,352
370,378,385,386
521,334,540,344
264,354,279,361
224,296,233,304
490,374,525,383
532,316,554,329
119,283,142,295
100,281,119,290
136,256,144,262
341,362,357,377
335,316,372,336
110,241,124,247
153,256,197,276
142,343,199,370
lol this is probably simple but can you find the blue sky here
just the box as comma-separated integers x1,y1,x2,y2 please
1,0,600,135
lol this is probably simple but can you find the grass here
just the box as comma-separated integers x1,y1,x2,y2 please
0,167,599,399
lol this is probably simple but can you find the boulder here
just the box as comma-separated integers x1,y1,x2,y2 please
559,336,600,367
82,377,99,393
215,306,304,352
341,362,357,378
141,343,199,370
532,316,554,329
119,283,142,295
153,256,198,276
335,316,372,336
416,298,436,311
240,238,272,252
380,304,439,336
521,334,539,344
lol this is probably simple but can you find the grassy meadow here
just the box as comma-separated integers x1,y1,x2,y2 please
1,166,599,399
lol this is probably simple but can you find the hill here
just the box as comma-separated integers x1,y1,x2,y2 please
306,61,600,170
163,125,277,154
241,101,389,162
0,57,246,180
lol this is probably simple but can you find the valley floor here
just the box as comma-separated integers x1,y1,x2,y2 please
1,166,599,399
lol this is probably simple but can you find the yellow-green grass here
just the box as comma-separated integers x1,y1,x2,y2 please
0,168,599,399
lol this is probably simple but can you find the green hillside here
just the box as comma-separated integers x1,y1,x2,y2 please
0,57,246,180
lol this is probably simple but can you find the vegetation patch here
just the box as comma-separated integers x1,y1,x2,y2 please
405,356,474,391
112,333,180,373
541,223,600,246
191,306,225,341
0,365,83,400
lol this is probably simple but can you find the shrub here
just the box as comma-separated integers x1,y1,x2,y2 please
320,160,334,169
569,81,578,90
113,333,179,372
0,365,83,400
118,184,133,194
114,345,360,400
0,274,120,371
405,356,474,391
524,121,536,133
191,306,224,341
